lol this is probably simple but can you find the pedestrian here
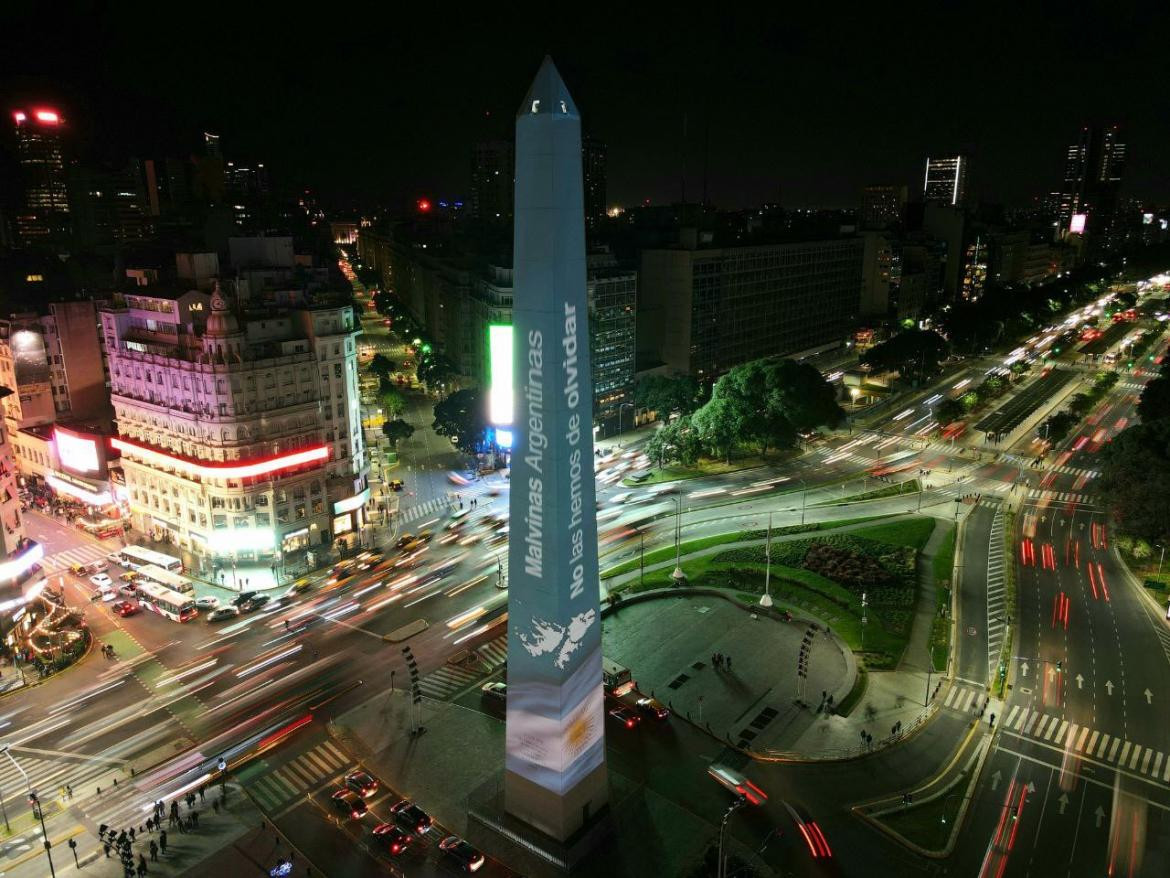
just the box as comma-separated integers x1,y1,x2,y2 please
145,817,152,833
212,798,220,815
138,853,148,876
96,785,102,796
191,810,199,828
199,784,205,803
104,842,111,858
66,784,72,799
149,840,158,862
726,655,732,671
159,830,167,854
129,827,136,843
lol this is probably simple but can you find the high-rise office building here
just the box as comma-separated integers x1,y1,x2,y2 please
1056,125,1126,244
861,185,907,229
582,134,607,234
923,155,967,207
11,108,72,250
204,131,222,158
471,140,514,222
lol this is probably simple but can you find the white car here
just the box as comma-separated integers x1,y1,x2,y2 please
207,606,240,622
195,595,220,610
89,573,113,588
106,553,124,566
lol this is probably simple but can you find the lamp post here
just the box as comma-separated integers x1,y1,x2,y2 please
760,512,774,608
618,402,635,437
716,796,748,878
799,478,808,526
639,528,646,588
671,495,686,583
1,745,55,877
1157,544,1166,576
924,642,937,707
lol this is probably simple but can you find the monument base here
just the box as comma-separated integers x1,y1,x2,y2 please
468,767,635,876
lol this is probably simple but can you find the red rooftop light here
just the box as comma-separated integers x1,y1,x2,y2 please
33,109,60,124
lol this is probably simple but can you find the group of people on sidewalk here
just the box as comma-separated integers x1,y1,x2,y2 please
711,652,733,670
98,783,222,877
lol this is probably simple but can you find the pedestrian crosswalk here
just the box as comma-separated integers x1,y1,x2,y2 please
0,747,125,816
1025,489,1096,506
986,508,1008,678
248,740,352,812
397,494,455,525
39,542,112,574
418,635,507,701
942,685,989,714
1002,705,1170,784
1048,465,1099,481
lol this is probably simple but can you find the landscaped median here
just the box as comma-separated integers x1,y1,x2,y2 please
620,452,783,487
930,524,957,672
605,516,937,670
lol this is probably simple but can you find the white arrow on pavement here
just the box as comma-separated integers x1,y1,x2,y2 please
1021,662,1030,678
1095,806,1106,828
1048,666,1056,682
1027,781,1037,795
1058,793,1069,814
1145,689,1153,704
1106,680,1115,695
1076,674,1084,689
991,770,1001,791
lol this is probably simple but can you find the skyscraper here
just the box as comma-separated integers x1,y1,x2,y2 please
582,134,607,234
861,185,907,229
471,140,514,222
1056,125,1126,245
11,108,72,250
923,155,967,207
506,56,607,843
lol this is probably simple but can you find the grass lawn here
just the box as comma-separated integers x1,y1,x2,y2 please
814,478,920,506
599,515,888,579
933,524,957,585
621,450,797,486
850,517,937,551
835,667,868,717
878,790,966,851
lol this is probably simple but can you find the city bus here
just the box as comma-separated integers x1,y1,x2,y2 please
135,580,198,623
135,564,196,594
118,545,183,573
602,658,634,697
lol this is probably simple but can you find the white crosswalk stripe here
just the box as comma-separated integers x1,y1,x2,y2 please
39,543,112,573
942,685,987,713
1026,489,1096,506
418,634,507,700
1004,708,1170,781
986,508,1007,679
0,750,117,808
398,495,454,525
246,741,350,812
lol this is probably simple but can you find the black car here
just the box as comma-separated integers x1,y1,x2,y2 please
439,835,485,872
239,594,271,613
371,822,413,856
231,591,258,607
389,799,433,835
329,789,368,820
345,769,378,798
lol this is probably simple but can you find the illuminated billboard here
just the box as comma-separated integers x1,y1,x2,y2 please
489,324,514,425
1070,213,1087,235
54,426,107,477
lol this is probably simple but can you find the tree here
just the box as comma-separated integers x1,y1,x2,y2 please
417,353,458,389
644,416,701,471
861,329,950,382
936,398,965,425
379,387,407,419
1138,376,1170,424
369,353,396,378
1097,419,1170,544
431,388,486,455
634,374,704,418
381,419,415,446
691,393,746,463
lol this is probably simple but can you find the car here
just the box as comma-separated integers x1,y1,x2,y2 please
69,563,91,576
388,479,404,492
389,799,433,835
371,823,414,856
106,552,124,566
114,600,140,617
636,696,671,721
608,707,641,729
195,595,220,610
119,571,140,583
231,591,258,607
438,836,485,873
707,766,768,806
89,573,113,588
330,789,368,820
207,606,240,622
480,681,507,702
416,530,434,543
118,582,139,597
395,533,415,549
345,770,379,798
239,594,270,613
96,586,117,602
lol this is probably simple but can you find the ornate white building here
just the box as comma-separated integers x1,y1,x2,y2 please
101,285,368,571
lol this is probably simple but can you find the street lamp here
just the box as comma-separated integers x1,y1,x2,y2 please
618,402,635,437
1156,544,1166,576
716,796,748,878
760,512,774,608
1,745,55,877
799,478,808,526
671,495,686,583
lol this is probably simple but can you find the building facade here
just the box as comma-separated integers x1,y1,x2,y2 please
471,141,515,223
1056,125,1126,247
11,108,72,250
582,134,607,234
0,386,40,608
102,286,367,573
923,155,967,207
638,237,864,379
860,185,906,230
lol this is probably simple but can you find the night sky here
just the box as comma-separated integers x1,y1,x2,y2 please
5,4,1168,211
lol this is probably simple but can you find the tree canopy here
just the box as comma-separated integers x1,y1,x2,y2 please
381,419,415,446
368,353,396,378
432,388,486,455
379,387,407,419
861,329,950,382
644,416,702,470
1137,375,1170,424
1097,418,1170,544
634,374,705,418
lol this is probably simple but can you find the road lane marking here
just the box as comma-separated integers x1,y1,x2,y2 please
1153,752,1163,779
1065,724,1079,748
1025,712,1040,735
1006,706,1020,728
1108,738,1120,762
1130,745,1143,771
1141,749,1154,775
1119,741,1131,765
1087,730,1100,753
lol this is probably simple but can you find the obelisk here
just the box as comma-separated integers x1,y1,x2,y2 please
505,56,608,842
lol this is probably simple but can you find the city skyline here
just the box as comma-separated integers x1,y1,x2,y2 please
3,7,1169,211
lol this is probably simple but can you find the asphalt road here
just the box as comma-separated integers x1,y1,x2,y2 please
974,368,1076,437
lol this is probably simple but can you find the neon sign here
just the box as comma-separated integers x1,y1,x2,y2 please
111,438,328,479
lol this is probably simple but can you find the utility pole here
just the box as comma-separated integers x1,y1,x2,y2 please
671,495,685,583
716,796,748,878
800,478,808,526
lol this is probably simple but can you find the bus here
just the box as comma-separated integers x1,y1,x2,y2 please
118,545,183,573
135,564,196,594
135,580,198,622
